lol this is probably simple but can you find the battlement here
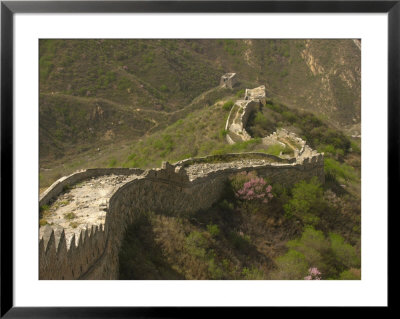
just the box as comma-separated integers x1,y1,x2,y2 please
225,86,323,163
39,223,106,279
39,78,325,280
39,151,324,280
245,85,266,104
220,73,237,88
226,99,260,142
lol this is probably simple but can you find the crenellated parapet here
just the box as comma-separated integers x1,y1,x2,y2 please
39,223,107,280
220,73,237,89
39,151,324,279
39,77,325,280
225,84,323,164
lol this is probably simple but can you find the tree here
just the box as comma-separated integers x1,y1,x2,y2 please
284,177,324,225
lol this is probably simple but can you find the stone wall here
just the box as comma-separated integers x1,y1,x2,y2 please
38,81,325,280
39,154,324,280
224,85,265,143
39,168,144,207
174,152,295,167
220,73,237,89
226,99,260,142
39,223,107,280
245,85,267,104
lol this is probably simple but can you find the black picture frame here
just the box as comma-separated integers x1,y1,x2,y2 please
1,0,396,317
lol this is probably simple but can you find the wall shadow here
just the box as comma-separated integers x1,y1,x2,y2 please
118,213,184,280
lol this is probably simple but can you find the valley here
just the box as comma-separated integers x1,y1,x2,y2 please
39,39,361,280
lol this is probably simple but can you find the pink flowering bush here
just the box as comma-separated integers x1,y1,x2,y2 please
304,267,322,280
233,172,273,203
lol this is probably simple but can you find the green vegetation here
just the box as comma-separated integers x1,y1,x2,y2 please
39,205,49,214
222,100,234,111
272,226,360,280
255,101,353,157
64,212,76,220
39,219,48,227
236,89,245,98
265,144,286,156
206,224,220,237
324,158,358,182
115,158,361,280
39,205,51,221
39,39,360,280
339,268,361,280
283,177,325,226
118,166,360,280
40,39,360,189
69,222,79,228
121,102,270,169
108,158,117,167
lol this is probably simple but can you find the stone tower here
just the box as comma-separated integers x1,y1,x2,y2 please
220,73,237,89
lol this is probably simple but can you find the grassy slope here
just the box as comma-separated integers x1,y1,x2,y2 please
39,40,361,279
117,100,361,280
39,39,361,188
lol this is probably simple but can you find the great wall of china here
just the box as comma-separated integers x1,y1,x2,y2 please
39,74,324,280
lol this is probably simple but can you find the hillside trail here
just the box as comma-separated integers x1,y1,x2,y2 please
41,92,170,116
117,67,221,115
41,80,222,140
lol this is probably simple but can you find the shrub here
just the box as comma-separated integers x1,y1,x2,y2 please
324,158,357,182
207,257,224,279
228,231,251,251
287,226,329,268
160,84,168,92
206,224,220,237
218,199,234,211
266,143,286,156
39,205,49,214
253,111,268,128
69,222,79,228
236,89,245,98
242,266,265,280
273,249,309,280
185,231,208,258
219,129,228,139
329,233,360,268
283,177,324,225
304,267,322,280
222,100,234,111
230,171,257,193
64,212,76,220
339,268,361,280
350,141,361,154
39,219,48,227
274,226,360,280
235,176,273,204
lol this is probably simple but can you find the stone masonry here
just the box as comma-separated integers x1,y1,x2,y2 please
220,73,237,89
39,77,324,280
